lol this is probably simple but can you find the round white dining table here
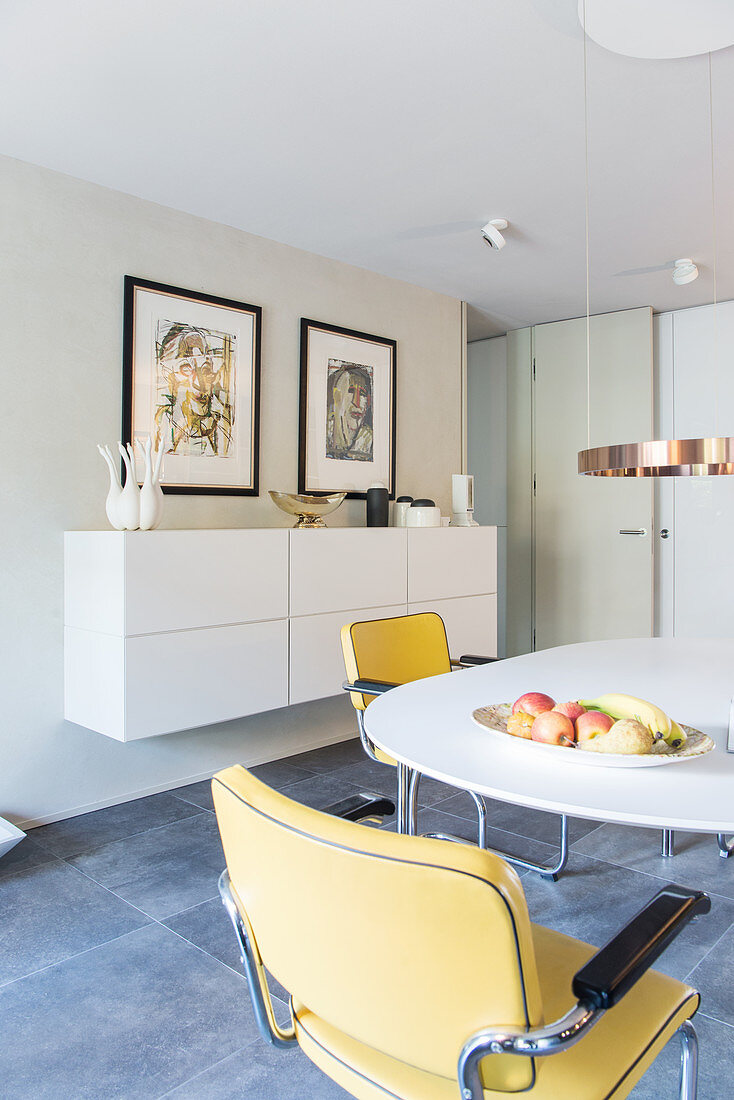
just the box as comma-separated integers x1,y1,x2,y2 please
363,637,734,850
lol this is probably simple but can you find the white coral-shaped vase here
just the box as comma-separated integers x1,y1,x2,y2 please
138,436,165,531
117,442,141,530
98,444,125,530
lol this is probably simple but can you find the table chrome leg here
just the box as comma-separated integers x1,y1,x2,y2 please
717,833,734,859
678,1020,698,1100
496,814,569,882
407,768,421,835
662,828,675,857
396,763,411,835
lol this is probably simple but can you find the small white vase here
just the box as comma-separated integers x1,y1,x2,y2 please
117,442,141,530
97,444,125,530
138,436,165,531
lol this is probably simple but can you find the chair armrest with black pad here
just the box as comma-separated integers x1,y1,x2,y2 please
322,792,396,823
452,654,501,668
458,884,711,1099
341,678,400,696
572,885,711,1010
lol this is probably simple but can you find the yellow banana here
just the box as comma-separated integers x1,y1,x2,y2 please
666,720,687,749
578,693,673,741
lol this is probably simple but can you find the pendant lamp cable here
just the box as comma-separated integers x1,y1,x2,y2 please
708,51,719,437
583,0,591,450
577,42,733,476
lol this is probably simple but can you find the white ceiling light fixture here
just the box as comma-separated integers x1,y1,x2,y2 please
672,258,699,285
481,219,509,250
578,0,734,60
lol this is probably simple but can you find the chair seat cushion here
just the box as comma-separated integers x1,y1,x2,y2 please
292,923,698,1100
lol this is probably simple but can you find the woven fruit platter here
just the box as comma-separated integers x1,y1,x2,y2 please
471,693,714,769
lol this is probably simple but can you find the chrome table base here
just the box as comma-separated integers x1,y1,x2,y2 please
717,834,734,858
374,717,726,880
663,829,734,861
396,761,568,881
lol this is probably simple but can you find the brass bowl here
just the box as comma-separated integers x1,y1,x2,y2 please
268,490,346,528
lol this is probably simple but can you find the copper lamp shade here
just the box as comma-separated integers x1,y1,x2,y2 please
578,437,734,477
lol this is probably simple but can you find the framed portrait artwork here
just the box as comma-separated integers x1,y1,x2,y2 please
298,318,396,499
122,276,262,495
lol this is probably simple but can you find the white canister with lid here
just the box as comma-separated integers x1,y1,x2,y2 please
393,496,413,526
405,499,441,528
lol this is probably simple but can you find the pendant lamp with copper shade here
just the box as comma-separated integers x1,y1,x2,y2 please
576,2,734,478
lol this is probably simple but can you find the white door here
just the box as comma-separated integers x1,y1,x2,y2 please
664,302,734,637
533,308,654,649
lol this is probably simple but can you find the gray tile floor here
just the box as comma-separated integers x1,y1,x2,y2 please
2,738,734,1098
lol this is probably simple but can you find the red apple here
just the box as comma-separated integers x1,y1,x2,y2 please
512,692,555,718
554,701,587,723
531,710,575,746
575,710,614,743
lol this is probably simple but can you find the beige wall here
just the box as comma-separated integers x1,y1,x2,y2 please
0,156,462,826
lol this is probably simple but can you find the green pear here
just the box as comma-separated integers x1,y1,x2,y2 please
582,719,654,755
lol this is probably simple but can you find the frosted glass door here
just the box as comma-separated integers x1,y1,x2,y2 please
671,303,734,637
533,308,654,650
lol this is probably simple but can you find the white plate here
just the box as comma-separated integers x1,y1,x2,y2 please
471,703,714,768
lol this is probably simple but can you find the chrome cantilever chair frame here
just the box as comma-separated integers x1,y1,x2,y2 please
353,706,489,847
219,803,708,1100
457,885,710,1100
350,680,569,881
219,868,297,1050
458,1012,698,1100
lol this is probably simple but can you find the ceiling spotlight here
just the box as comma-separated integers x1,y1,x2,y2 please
672,258,699,285
481,218,509,250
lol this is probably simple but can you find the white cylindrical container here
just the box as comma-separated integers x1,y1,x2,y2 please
393,496,413,526
406,499,441,527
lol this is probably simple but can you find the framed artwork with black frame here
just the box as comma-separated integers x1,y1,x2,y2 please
298,318,397,500
122,276,262,495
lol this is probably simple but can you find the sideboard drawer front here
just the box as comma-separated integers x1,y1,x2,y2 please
408,594,497,660
65,627,126,740
290,529,407,617
124,619,288,739
289,604,407,705
64,527,499,739
125,530,289,634
408,528,497,603
65,533,126,635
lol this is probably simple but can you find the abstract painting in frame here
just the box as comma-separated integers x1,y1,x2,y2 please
299,318,396,499
122,276,261,495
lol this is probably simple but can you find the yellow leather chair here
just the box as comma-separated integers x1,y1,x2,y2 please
213,764,709,1100
341,611,568,879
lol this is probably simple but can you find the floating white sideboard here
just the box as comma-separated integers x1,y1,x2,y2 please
65,526,497,740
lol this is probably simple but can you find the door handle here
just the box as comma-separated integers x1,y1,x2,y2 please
618,529,647,536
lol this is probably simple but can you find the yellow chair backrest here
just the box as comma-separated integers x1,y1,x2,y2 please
341,612,452,710
213,764,543,1092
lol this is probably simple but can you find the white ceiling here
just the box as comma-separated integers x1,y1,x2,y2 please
2,0,733,338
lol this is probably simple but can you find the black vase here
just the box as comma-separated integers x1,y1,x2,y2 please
366,485,389,527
